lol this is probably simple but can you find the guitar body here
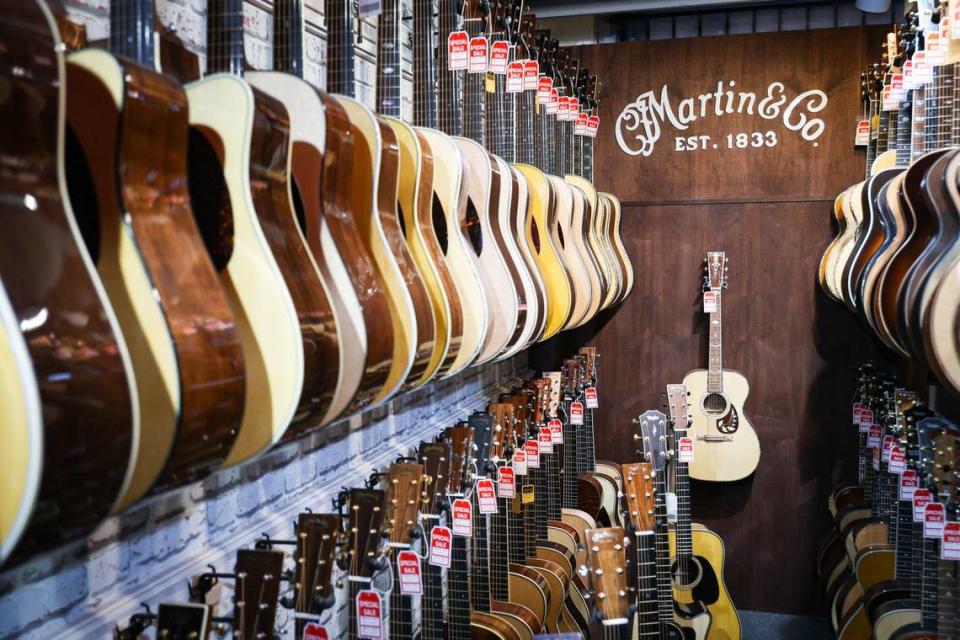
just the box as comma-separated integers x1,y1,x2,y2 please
527,557,568,633
565,176,603,324
417,128,488,375
65,50,244,494
244,73,362,426
335,96,415,405
855,169,901,324
184,74,311,459
820,191,848,300
492,600,538,640
509,563,550,632
590,195,616,307
596,195,625,308
488,154,530,356
838,181,867,309
386,118,457,385
471,610,524,640
505,166,547,352
605,193,633,302
454,137,518,361
850,169,900,320
549,177,592,329
829,186,860,304
517,164,572,339
872,598,920,640
867,174,910,354
682,369,760,482
669,525,741,640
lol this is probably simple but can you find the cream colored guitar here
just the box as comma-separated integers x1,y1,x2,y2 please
683,252,760,482
604,193,634,303
565,175,604,325
549,176,593,329
0,278,41,566
591,194,621,309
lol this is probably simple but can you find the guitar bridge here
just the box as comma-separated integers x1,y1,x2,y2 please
698,435,734,442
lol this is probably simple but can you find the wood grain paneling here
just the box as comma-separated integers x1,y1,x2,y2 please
532,27,893,615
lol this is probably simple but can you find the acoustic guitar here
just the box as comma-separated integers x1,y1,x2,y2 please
344,487,387,639
381,462,426,639
583,526,632,639
290,513,340,638
155,602,211,640
683,252,760,482
234,549,285,640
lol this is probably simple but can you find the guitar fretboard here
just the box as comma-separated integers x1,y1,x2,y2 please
389,552,415,638
376,0,403,118
707,291,723,394
420,521,445,640
634,531,661,639
411,0,436,127
561,398,579,509
449,518,472,640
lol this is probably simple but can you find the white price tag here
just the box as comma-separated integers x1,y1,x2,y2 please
397,550,422,595
489,40,509,75
899,470,918,501
451,499,472,537
428,526,451,567
570,402,584,426
355,590,383,639
548,418,564,444
942,522,960,560
512,450,527,475
476,479,498,514
547,88,559,114
523,61,539,91
497,467,515,498
587,115,599,138
538,428,553,454
447,31,468,70
537,76,552,104
677,436,694,463
913,489,933,522
852,402,863,425
468,36,488,73
867,424,881,448
888,445,905,474
703,291,718,313
881,436,895,463
924,502,945,539
303,623,330,640
525,439,540,469
505,61,524,93
576,113,589,136
585,387,598,409
859,409,873,434
855,120,870,146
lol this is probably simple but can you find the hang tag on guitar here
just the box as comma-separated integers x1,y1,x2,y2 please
447,31,469,70
852,402,864,426
523,60,539,90
924,502,945,539
677,437,694,463
881,436,895,463
570,402,584,425
567,97,580,122
537,76,553,104
881,86,896,111
587,115,600,138
887,445,905,474
585,387,599,409
854,120,870,146
913,489,933,522
703,291,718,313
942,522,960,560
303,623,330,640
506,61,524,92
468,36,488,73
355,590,383,639
397,550,422,595
665,492,678,524
548,418,564,444
497,467,516,498
547,88,559,114
512,450,527,475
538,428,554,454
899,470,919,502
428,526,452,568
525,439,540,469
576,112,589,136
451,499,472,536
859,409,873,434
867,423,881,448
476,479,498,514
489,40,509,74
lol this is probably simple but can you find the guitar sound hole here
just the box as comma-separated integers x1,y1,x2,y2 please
702,392,728,416
64,124,101,263
431,193,449,255
187,127,234,272
463,196,483,256
671,556,703,590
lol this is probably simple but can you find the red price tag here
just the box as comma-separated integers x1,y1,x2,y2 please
570,402,584,426
512,450,527,475
585,387,598,409
924,502,945,539
859,409,873,434
489,40,509,74
452,498,472,536
568,98,580,121
547,88,559,114
888,445,905,474
537,76,553,104
429,526,451,568
891,72,906,99
538,427,554,454
505,61,524,93
497,466,515,498
523,60,539,91
867,423,881,448
447,31,468,70
587,115,599,137
303,623,330,640
881,435,895,463
397,550,422,595
557,95,570,120
703,291,718,313
355,590,383,639
677,436,694,463
576,112,589,135
854,120,870,146
899,469,918,501
548,418,563,444
913,489,933,522
476,479,498,514
852,402,864,425
942,522,960,560
525,439,540,469
468,36,488,73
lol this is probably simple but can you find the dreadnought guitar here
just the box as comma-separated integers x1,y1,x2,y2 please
683,251,760,482
666,384,742,640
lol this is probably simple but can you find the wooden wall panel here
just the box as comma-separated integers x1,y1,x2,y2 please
533,26,893,615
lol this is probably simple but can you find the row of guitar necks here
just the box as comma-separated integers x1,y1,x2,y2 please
0,0,633,568
111,370,741,640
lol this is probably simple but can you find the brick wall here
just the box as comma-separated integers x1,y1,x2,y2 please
0,353,530,639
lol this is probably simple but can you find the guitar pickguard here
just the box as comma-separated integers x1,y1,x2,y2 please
716,405,739,435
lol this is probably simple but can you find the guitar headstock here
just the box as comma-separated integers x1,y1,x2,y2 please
419,441,452,515
932,430,959,506
490,0,513,38
384,463,426,545
469,412,497,472
464,0,492,23
578,346,597,380
583,527,631,624
621,462,656,532
445,425,475,494
634,410,670,474
344,488,386,579
234,549,285,639
544,372,562,417
293,513,341,614
489,402,517,459
665,384,691,431
156,602,211,640
704,251,728,291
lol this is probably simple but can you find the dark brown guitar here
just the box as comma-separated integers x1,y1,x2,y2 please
0,0,136,564
234,549,285,640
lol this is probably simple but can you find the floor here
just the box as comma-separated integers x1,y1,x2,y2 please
741,610,833,639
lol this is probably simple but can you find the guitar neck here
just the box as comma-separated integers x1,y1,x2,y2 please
653,473,677,632
895,89,913,167
707,291,723,393
509,475,528,565
206,0,246,75
376,0,403,118
634,531,662,639
436,0,463,135
110,0,157,66
936,531,960,634
490,478,512,602
562,398,580,509
583,135,594,182
919,532,940,629
582,394,597,473
273,0,305,77
674,427,694,566
470,491,494,613
517,90,537,165
865,96,878,175
420,521,445,640
411,0,437,127
325,0,357,96
462,19,486,145
389,553,415,638
449,533,473,639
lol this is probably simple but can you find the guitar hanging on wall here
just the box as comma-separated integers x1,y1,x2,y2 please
683,251,761,482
